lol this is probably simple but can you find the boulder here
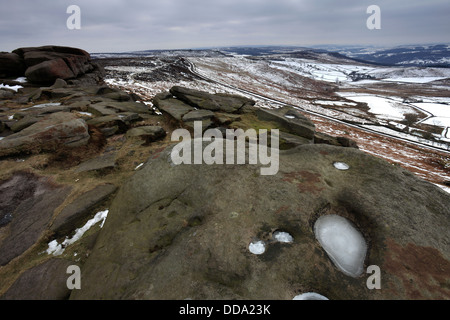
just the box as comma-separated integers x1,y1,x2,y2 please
170,86,255,113
3,46,101,85
23,51,90,75
13,46,90,59
0,52,26,77
25,58,75,84
70,142,450,300
0,112,90,157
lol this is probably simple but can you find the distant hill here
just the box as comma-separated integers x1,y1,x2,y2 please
311,44,450,68
92,44,450,68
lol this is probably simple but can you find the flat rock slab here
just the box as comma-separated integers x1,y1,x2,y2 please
93,101,150,114
155,98,194,121
51,183,117,237
74,152,117,173
0,173,71,266
0,258,73,300
9,115,40,132
182,109,215,122
126,126,166,142
280,131,313,149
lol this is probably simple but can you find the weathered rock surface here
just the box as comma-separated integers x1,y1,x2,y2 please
0,258,74,300
70,141,450,300
0,112,90,157
126,126,167,143
0,172,71,266
74,152,117,173
0,53,26,78
25,58,76,84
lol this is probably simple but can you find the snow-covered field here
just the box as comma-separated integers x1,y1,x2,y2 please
270,58,450,84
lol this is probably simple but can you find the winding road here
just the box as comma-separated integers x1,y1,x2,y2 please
185,58,450,154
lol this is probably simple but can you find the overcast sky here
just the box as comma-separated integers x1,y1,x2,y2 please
1,0,449,53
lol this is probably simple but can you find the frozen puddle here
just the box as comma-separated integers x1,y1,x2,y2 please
293,292,328,300
249,231,294,255
333,162,350,170
314,214,367,277
273,231,294,243
249,240,266,255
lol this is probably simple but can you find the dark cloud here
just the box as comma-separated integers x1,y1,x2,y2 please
1,0,449,52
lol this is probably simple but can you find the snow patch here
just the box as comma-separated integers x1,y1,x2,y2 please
77,111,93,117
14,77,28,83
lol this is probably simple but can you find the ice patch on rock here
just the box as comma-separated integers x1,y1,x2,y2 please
293,292,328,300
249,240,266,255
333,162,350,170
314,214,367,277
273,231,294,243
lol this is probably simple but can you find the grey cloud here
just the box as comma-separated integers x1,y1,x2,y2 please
0,0,448,53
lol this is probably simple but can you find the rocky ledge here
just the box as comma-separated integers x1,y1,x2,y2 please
0,46,449,300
